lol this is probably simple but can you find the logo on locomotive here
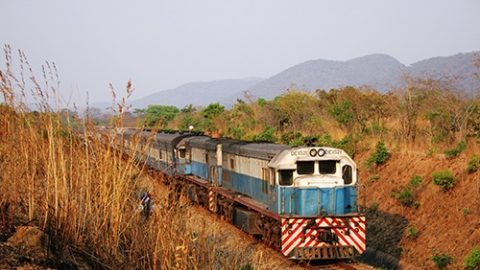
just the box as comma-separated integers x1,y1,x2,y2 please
291,148,343,157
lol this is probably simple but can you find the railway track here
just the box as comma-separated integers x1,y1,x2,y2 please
301,260,364,270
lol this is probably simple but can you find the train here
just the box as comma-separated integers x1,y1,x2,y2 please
118,128,366,260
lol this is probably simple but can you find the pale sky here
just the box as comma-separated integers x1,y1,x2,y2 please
1,1,479,106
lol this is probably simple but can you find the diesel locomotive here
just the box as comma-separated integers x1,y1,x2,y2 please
120,129,366,260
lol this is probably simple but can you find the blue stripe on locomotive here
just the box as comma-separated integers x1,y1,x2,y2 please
272,186,358,216
222,170,269,203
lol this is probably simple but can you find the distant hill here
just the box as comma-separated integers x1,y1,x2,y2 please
127,78,263,110
242,54,405,102
117,51,479,110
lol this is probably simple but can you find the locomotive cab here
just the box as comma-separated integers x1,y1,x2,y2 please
268,147,360,216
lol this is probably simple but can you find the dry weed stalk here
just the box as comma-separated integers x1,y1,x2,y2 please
0,45,260,269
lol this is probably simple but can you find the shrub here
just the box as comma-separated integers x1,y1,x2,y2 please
255,126,277,142
413,202,421,210
444,140,467,159
467,154,480,174
395,186,414,206
431,252,453,269
464,246,480,270
408,175,423,188
363,141,390,169
280,131,303,146
369,174,380,182
408,226,419,239
432,170,457,191
392,175,423,207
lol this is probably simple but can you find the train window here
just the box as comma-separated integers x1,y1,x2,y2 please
342,165,353,184
178,148,186,158
319,160,337,174
159,149,163,160
269,168,275,186
279,170,294,186
262,168,268,194
297,161,314,175
230,158,235,170
262,168,268,180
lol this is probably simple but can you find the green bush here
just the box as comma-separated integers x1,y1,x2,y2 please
363,141,390,169
467,154,480,174
431,252,453,269
432,170,457,191
392,175,423,207
369,174,380,182
395,186,414,206
408,175,423,188
408,226,419,239
413,202,421,210
280,131,303,145
444,140,467,159
255,126,277,142
464,246,480,270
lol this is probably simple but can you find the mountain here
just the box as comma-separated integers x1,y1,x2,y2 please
243,54,405,102
129,78,263,109
121,51,479,110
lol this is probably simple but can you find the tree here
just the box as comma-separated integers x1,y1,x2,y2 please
200,102,224,120
200,102,226,137
133,105,179,127
274,86,317,132
392,70,428,142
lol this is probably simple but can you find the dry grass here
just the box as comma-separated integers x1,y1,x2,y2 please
0,46,301,270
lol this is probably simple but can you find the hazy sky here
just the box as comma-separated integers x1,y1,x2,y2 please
1,1,479,106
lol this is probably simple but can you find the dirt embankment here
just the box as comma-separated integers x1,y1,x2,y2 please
357,150,480,269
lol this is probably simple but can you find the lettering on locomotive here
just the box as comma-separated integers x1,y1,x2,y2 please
291,148,344,157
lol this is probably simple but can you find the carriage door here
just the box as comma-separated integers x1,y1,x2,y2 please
209,166,217,186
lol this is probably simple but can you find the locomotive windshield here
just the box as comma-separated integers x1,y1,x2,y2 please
297,161,314,174
319,160,336,174
279,170,294,186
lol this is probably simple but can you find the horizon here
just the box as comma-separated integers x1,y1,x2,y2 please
1,1,480,105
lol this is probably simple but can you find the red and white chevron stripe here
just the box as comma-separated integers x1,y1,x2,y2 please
208,187,216,212
281,216,366,258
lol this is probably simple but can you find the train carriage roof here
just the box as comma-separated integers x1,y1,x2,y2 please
152,131,199,151
223,141,291,160
180,137,291,160
180,136,216,150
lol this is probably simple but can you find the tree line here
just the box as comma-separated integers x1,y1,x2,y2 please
86,60,480,156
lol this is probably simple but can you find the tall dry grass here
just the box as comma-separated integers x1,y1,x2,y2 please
0,46,269,269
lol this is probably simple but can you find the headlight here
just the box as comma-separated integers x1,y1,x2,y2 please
318,149,326,157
